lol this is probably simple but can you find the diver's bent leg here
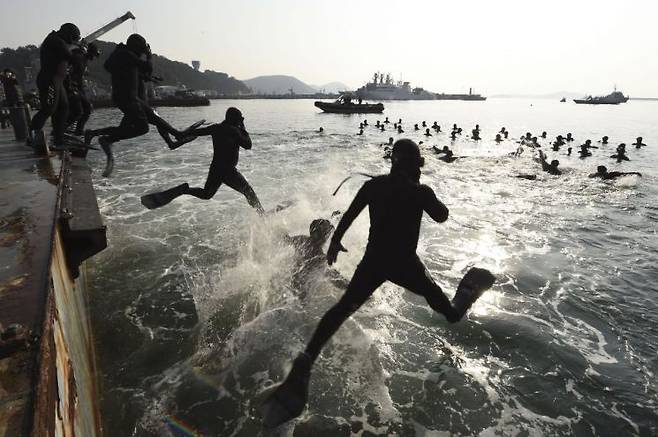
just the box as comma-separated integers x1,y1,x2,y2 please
389,256,461,323
31,81,55,132
105,103,150,143
183,161,223,200
304,259,384,364
143,104,181,145
66,93,82,130
222,168,264,213
75,94,92,134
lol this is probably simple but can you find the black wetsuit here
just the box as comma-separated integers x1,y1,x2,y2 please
304,173,460,363
31,31,73,144
90,44,179,144
285,235,347,298
540,159,561,175
151,121,262,211
590,171,641,180
66,49,92,134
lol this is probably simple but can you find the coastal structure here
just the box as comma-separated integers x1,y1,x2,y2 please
0,129,106,436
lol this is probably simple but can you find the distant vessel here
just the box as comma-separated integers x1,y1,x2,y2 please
435,88,486,101
560,97,567,102
574,88,629,105
315,94,384,113
355,72,435,100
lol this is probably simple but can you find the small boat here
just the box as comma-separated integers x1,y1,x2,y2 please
560,97,566,102
574,88,629,105
314,94,384,113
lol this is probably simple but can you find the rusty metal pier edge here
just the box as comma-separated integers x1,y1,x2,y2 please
0,138,107,437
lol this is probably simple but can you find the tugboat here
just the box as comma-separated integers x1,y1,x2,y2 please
314,93,384,113
574,87,629,105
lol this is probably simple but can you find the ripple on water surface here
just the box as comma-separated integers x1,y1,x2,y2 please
87,99,658,436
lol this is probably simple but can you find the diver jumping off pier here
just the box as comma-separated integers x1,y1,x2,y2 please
140,107,264,214
262,139,496,427
83,34,190,176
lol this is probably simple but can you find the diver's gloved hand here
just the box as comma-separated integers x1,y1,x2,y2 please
327,240,347,266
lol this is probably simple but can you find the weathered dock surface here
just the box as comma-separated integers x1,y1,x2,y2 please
0,129,106,436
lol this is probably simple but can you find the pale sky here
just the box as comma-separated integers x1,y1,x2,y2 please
3,0,658,96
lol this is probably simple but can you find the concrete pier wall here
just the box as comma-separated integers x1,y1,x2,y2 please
0,130,106,436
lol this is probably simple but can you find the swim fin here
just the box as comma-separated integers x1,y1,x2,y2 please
452,267,496,319
183,119,206,132
63,134,99,150
168,120,205,150
262,354,311,428
140,183,189,210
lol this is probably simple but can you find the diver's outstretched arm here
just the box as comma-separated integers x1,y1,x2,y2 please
421,185,449,223
328,184,369,265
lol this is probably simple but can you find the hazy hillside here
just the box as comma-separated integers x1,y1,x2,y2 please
0,41,250,95
242,75,317,95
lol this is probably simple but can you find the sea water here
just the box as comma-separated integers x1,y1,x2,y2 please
86,99,658,436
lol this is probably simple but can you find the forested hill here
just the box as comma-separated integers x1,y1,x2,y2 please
0,40,250,95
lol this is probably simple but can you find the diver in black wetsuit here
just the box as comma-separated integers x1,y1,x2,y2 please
538,150,561,175
589,165,641,180
84,34,186,176
611,143,630,163
66,43,100,135
140,107,264,213
263,139,495,426
284,219,349,298
30,23,80,148
632,137,647,149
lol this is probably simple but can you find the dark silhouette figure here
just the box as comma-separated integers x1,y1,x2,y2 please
66,43,100,135
30,23,80,147
581,139,598,149
284,219,349,298
262,140,495,427
471,128,481,140
140,107,264,213
632,137,646,149
566,133,574,142
600,136,609,145
541,131,547,139
538,151,561,175
414,124,419,130
317,127,324,133
84,34,187,176
610,144,630,163
384,117,390,124
424,128,432,136
357,128,364,135
579,145,592,158
433,145,459,163
589,165,641,180
495,134,502,143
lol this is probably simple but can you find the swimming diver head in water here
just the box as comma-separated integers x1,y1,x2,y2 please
633,136,646,148
589,165,642,180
